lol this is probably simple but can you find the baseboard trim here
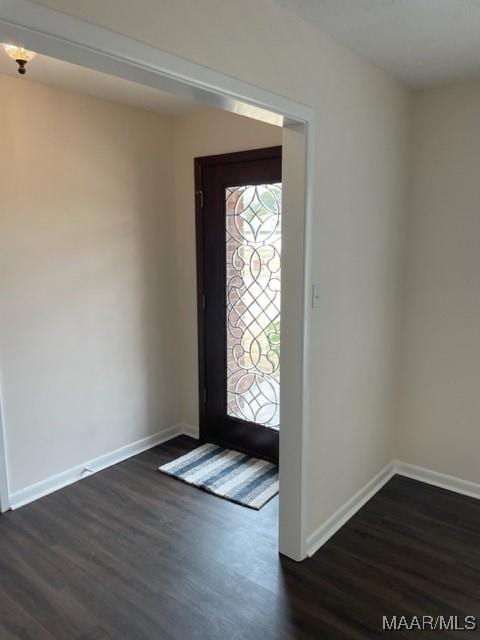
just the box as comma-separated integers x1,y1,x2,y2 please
306,462,395,558
306,459,480,558
394,460,480,500
12,425,477,548
180,423,199,439
9,424,185,510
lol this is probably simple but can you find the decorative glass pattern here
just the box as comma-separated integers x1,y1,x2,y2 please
225,183,282,429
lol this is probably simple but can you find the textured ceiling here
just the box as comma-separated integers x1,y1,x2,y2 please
274,0,480,87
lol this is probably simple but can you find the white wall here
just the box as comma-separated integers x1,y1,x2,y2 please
0,74,179,493
0,74,285,497
308,82,411,530
32,0,411,539
397,82,480,484
172,109,282,430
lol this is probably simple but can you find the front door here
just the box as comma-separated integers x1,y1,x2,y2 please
195,147,282,462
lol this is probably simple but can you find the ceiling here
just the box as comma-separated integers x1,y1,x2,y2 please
274,0,480,88
0,50,203,116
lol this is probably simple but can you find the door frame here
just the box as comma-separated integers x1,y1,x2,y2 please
0,0,315,561
195,146,282,463
0,379,9,512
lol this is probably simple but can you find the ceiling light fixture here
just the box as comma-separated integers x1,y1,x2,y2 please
2,44,37,75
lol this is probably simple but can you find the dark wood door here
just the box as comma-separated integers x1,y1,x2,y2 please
195,147,282,463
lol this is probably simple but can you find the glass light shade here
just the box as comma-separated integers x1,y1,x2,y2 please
2,44,37,63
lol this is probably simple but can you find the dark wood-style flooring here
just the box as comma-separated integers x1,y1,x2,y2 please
1,436,479,639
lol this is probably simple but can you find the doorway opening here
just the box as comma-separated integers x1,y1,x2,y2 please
0,1,314,561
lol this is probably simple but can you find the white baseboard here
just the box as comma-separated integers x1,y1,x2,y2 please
180,423,199,439
9,424,185,510
13,422,477,551
394,460,480,500
306,459,480,558
306,462,395,557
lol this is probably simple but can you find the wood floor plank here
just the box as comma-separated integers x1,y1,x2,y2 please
1,436,479,639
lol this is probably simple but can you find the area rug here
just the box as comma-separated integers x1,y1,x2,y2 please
158,443,278,510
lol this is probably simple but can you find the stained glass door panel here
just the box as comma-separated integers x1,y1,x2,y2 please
197,146,281,462
225,184,281,429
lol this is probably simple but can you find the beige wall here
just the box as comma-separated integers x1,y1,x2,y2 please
30,0,411,540
172,110,282,429
397,82,480,483
0,74,284,496
308,75,410,529
0,74,179,492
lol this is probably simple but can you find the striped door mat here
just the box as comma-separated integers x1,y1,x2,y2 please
158,443,278,509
